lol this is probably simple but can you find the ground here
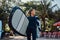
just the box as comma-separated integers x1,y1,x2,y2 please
0,36,60,40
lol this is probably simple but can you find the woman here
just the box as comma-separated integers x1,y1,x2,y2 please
26,9,39,40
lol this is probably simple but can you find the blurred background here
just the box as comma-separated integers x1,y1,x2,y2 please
0,0,60,39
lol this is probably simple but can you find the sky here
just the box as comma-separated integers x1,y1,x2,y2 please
21,0,60,12
51,0,60,11
55,0,60,8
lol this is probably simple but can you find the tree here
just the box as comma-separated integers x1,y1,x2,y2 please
39,0,52,31
24,1,38,12
0,0,10,31
23,0,53,31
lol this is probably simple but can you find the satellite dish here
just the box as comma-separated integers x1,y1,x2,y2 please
9,6,29,36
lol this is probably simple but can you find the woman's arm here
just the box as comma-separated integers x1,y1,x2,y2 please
35,19,39,26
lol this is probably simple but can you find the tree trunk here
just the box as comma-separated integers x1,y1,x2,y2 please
42,16,45,31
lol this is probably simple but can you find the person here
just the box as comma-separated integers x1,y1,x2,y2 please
26,9,39,40
10,30,14,36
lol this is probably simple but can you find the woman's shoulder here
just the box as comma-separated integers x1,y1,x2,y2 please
27,16,31,19
27,16,30,18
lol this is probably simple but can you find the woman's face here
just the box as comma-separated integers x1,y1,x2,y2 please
31,9,35,16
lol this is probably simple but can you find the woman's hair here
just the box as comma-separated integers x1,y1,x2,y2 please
28,9,35,16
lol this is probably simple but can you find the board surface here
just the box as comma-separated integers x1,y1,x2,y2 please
9,6,29,36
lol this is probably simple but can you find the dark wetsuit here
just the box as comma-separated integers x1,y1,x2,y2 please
26,16,39,40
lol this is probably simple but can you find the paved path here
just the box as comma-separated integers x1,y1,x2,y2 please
0,36,60,40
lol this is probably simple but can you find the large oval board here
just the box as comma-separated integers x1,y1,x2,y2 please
9,6,29,36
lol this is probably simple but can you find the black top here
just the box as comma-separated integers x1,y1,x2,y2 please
27,16,39,30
